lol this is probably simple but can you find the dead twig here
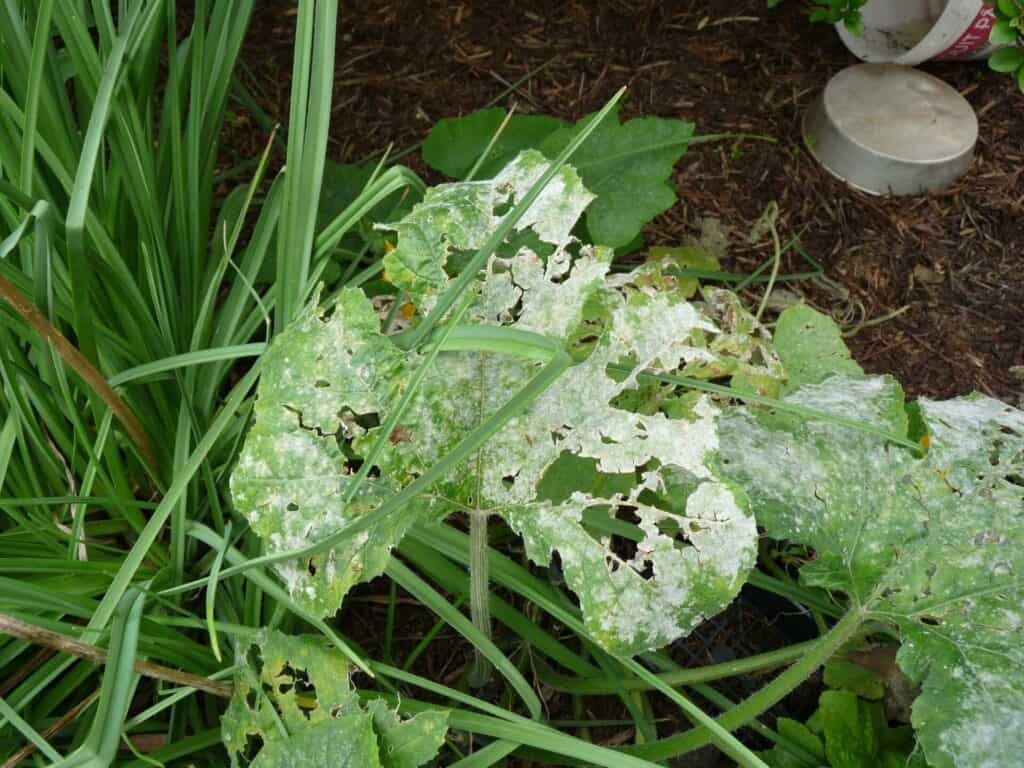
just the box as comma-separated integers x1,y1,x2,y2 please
0,614,232,699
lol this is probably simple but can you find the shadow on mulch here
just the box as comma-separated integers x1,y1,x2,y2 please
236,0,1024,405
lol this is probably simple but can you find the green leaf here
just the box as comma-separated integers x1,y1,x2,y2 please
844,11,864,36
422,107,564,180
823,659,885,700
233,157,761,654
691,287,785,396
820,690,880,768
996,0,1021,19
717,377,1024,768
366,699,449,768
223,631,447,768
774,305,862,389
252,715,382,768
758,717,826,768
988,46,1024,72
989,20,1019,45
539,106,695,248
778,717,826,761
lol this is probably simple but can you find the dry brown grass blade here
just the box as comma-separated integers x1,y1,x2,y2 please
0,274,159,473
0,613,231,699
0,690,99,768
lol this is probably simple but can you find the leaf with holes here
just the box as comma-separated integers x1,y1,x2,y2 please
233,155,764,654
716,376,1024,768
379,149,594,301
222,631,447,768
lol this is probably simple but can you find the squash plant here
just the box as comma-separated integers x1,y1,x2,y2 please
228,120,1024,766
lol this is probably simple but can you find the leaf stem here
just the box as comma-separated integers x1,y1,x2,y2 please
539,638,820,694
621,608,865,761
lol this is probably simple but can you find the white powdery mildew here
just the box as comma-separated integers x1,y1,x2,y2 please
233,155,765,648
933,666,1024,768
507,477,756,653
718,376,1024,768
791,375,902,431
609,295,718,382
507,247,610,339
493,150,595,249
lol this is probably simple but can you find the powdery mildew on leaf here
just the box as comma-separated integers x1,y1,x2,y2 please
716,378,1024,768
233,156,763,654
363,247,758,653
772,304,864,390
380,150,593,301
231,289,442,616
223,631,447,768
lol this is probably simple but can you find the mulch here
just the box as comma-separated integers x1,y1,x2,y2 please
238,0,1024,404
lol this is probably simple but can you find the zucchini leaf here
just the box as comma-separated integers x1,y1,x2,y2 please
222,631,447,768
717,376,1024,768
232,154,768,654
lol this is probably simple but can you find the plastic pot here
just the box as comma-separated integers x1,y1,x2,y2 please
836,1,1007,65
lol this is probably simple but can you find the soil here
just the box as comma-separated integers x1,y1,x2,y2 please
231,0,1024,763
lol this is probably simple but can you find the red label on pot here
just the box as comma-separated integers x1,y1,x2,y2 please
935,4,997,60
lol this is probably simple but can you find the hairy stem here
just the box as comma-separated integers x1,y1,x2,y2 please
467,509,492,688
622,608,865,761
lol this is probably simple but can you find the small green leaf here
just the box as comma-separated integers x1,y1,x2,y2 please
844,11,865,36
758,717,826,767
989,19,1019,45
689,287,785,396
646,245,719,298
366,700,449,768
773,304,863,389
778,717,826,761
988,46,1024,72
820,691,880,768
422,108,564,180
824,658,885,700
996,0,1020,19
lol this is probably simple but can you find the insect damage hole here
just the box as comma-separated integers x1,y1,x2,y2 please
601,506,655,579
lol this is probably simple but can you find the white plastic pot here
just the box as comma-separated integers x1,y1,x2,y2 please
836,1,1005,65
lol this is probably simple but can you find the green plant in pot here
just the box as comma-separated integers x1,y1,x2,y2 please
989,0,1024,92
